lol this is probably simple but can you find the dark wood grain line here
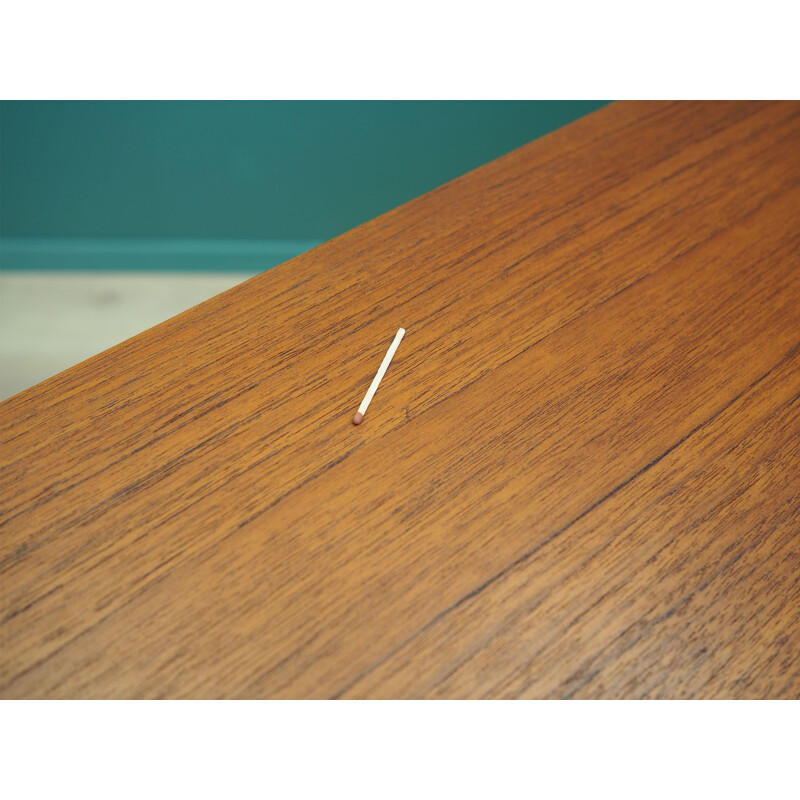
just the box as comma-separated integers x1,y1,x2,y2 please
561,491,799,699
347,348,800,699
333,343,800,698
453,415,800,699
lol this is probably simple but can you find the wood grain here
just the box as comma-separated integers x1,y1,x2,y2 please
1,101,799,698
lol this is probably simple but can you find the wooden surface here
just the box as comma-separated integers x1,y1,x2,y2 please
1,101,799,699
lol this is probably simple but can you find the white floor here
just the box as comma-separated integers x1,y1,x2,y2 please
0,272,255,401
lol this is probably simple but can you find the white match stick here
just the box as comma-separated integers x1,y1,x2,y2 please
353,328,406,425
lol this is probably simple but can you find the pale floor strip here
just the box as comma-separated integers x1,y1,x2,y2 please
0,272,255,401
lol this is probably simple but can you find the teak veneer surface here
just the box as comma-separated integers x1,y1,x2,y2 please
1,101,799,698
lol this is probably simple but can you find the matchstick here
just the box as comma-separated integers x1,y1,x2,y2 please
353,328,406,425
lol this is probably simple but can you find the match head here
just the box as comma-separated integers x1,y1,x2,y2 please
352,412,364,426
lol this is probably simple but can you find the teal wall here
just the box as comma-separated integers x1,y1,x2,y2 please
1,101,607,271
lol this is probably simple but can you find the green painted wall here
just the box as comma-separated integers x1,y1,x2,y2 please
1,101,607,271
